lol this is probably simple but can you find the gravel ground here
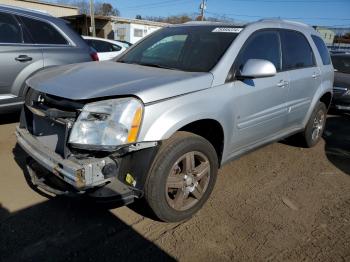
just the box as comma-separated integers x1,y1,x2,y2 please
0,113,349,262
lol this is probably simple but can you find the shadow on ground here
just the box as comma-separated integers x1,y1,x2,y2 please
0,198,174,262
6,147,175,262
0,112,20,125
323,113,350,176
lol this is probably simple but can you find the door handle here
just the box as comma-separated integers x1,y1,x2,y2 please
277,80,289,88
312,73,320,79
15,55,32,62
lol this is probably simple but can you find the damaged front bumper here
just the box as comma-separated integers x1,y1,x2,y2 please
16,126,158,204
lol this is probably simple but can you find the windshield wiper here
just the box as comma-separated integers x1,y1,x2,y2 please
137,62,180,71
117,60,180,71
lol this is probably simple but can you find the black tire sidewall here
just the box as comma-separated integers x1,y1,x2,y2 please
145,132,218,222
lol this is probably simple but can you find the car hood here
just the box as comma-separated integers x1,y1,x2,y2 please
27,61,214,103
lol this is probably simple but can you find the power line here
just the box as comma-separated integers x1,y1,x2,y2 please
122,0,190,10
230,0,349,2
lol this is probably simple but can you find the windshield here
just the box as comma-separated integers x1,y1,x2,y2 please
117,26,240,72
332,55,350,74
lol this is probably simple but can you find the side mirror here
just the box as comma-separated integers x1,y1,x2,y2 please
240,59,277,78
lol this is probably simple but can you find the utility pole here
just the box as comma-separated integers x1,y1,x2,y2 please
89,0,96,37
199,0,207,21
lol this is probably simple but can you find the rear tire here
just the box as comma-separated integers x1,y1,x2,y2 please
302,102,327,148
144,131,218,222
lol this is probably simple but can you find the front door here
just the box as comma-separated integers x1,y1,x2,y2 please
228,30,290,152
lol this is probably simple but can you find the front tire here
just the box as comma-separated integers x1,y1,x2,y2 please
302,102,327,148
144,131,218,222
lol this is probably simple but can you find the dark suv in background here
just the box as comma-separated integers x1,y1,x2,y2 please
331,53,350,112
0,5,97,113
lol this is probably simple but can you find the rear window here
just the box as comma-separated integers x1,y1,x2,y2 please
281,30,315,70
0,12,22,43
311,35,331,65
19,16,68,45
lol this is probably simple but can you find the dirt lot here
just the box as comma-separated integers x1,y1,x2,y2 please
0,113,349,262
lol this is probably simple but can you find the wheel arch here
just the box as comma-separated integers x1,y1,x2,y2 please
11,60,44,97
319,91,332,109
303,89,333,128
178,119,225,167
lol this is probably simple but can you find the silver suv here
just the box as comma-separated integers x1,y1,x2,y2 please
16,20,333,222
0,5,96,113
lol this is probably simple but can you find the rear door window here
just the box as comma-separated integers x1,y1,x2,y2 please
311,35,331,65
18,16,68,45
235,30,281,72
280,30,315,70
0,12,22,43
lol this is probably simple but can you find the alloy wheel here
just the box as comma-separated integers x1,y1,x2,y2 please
165,151,211,211
311,110,325,141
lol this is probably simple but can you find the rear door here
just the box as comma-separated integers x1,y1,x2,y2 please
0,12,43,99
18,15,89,66
280,30,321,127
230,30,290,151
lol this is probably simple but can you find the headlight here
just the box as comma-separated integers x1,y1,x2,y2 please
69,98,143,150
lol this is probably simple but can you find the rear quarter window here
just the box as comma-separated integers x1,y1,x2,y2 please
311,35,331,65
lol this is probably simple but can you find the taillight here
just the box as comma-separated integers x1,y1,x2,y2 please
90,51,99,61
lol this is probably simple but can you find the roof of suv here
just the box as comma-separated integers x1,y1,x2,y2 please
182,19,314,34
0,4,90,49
0,4,56,20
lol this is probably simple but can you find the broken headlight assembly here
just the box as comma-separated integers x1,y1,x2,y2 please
69,98,143,151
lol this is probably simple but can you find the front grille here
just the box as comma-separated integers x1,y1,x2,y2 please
42,93,84,112
22,88,85,158
25,88,84,112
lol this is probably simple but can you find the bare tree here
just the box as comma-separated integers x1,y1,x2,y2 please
95,2,120,16
53,0,120,16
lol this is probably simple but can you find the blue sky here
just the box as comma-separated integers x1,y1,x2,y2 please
103,0,350,27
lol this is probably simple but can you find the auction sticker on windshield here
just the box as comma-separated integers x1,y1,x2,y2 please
212,27,243,33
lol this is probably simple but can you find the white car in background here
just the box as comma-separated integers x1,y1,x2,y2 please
82,36,127,61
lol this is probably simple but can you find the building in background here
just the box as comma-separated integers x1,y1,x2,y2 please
0,0,78,17
64,14,114,39
315,26,335,45
113,17,167,44
63,14,167,44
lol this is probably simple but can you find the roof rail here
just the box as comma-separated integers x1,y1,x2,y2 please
184,21,223,24
256,18,309,27
0,4,53,16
